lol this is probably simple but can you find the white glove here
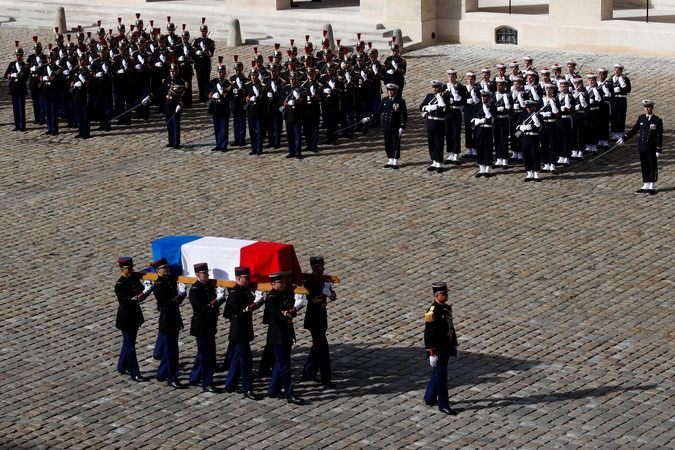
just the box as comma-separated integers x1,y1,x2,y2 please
476,118,486,125
30,66,37,73
656,152,661,158
361,117,370,124
429,355,438,367
175,105,182,113
310,86,316,96
79,74,86,83
436,93,446,107
143,280,153,295
293,90,300,100
96,72,104,78
619,76,626,88
135,64,142,70
196,50,202,56
361,70,367,81
155,62,162,67
122,60,128,69
429,104,438,111
117,69,125,74
520,124,532,131
398,128,403,136
614,86,620,93
10,73,18,78
160,54,166,62
178,282,187,294
324,88,331,94
74,81,82,87
142,96,150,105
213,92,220,99
215,286,226,301
42,76,49,81
322,285,332,298
392,61,398,70
293,294,305,311
497,106,504,112
200,42,206,51
236,78,243,89
178,56,185,62
329,80,335,89
267,92,273,98
250,95,257,102
340,62,346,70
617,138,624,145
454,346,459,360
532,116,541,127
287,99,295,106
542,111,552,118
372,63,378,73
254,290,265,306
386,69,394,75
233,88,238,94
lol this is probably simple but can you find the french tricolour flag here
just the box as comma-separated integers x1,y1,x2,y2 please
151,236,303,284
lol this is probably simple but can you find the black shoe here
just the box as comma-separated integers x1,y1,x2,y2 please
634,189,647,194
501,165,509,169
212,147,222,151
131,375,147,382
426,166,435,172
287,395,304,405
436,167,443,173
224,385,236,393
20,128,27,132
453,161,461,166
265,144,273,148
312,147,318,153
244,391,258,400
484,173,492,178
383,164,392,169
274,145,281,149
173,145,181,149
563,162,570,167
648,189,657,195
475,172,483,178
286,153,295,159
153,353,162,360
215,364,227,373
168,381,184,389
443,159,453,165
425,400,437,406
13,127,19,131
165,144,174,148
267,392,280,399
189,379,201,386
296,154,303,159
440,407,459,416
156,377,167,382
391,165,400,170
82,135,90,139
524,177,533,182
117,369,129,375
75,134,82,139
52,131,59,136
550,169,558,175
534,178,542,183
249,151,258,155
322,380,337,389
203,386,220,393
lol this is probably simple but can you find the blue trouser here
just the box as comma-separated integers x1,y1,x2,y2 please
98,93,113,128
268,344,294,398
424,353,450,410
248,117,263,153
341,106,354,137
11,95,26,130
233,113,247,145
43,100,59,133
154,333,166,356
304,115,320,150
302,329,331,382
212,115,229,149
117,329,141,377
156,333,179,384
190,336,215,388
135,85,149,119
166,112,181,146
30,88,43,123
225,342,253,392
74,103,90,137
196,70,210,102
267,112,283,147
286,121,302,156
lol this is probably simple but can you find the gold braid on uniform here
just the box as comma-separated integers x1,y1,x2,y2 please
424,305,435,323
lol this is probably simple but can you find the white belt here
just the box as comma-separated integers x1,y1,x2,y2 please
496,115,509,119
614,94,627,98
428,116,445,121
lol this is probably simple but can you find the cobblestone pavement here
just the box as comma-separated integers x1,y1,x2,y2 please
1,26,675,449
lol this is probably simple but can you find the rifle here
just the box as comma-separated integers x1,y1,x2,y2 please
279,78,309,113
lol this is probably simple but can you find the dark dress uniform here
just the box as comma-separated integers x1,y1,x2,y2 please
265,75,285,149
115,259,150,380
71,63,92,139
474,100,498,174
370,92,407,166
557,90,576,163
303,78,323,152
38,59,62,135
383,53,406,98
515,108,543,177
321,73,342,145
4,56,29,131
492,90,512,165
193,34,215,103
27,50,45,124
598,76,614,145
301,275,334,385
245,79,267,155
585,83,603,152
223,283,258,393
112,53,134,125
230,72,248,147
423,285,459,413
441,81,467,160
265,287,297,399
610,72,631,137
463,83,482,157
538,95,561,170
207,76,233,150
153,272,185,386
280,82,304,157
188,278,220,389
623,109,663,189
91,56,115,131
420,92,446,169
150,73,188,148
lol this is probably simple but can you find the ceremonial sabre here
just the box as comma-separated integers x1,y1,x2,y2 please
108,103,144,123
589,143,621,163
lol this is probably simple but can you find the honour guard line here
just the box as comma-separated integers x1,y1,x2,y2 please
114,245,340,404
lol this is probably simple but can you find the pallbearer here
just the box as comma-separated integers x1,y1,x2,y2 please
423,282,459,416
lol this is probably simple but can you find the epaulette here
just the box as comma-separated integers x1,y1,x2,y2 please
424,305,435,323
184,82,189,88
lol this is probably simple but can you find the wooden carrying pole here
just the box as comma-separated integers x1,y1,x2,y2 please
133,272,340,295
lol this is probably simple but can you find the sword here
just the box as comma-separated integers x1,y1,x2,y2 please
108,102,144,122
589,142,621,163
333,122,360,135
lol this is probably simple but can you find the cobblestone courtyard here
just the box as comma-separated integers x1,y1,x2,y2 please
1,26,675,449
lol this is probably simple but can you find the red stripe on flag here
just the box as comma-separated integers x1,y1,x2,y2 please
239,241,304,284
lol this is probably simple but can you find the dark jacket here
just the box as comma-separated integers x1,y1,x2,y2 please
424,301,458,357
625,114,663,153
4,60,29,96
224,284,256,343
265,289,296,346
372,96,407,132
303,279,328,333
189,281,219,337
154,275,184,335
115,275,145,331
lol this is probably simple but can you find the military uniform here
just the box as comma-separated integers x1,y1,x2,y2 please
207,62,233,151
265,70,285,149
492,80,512,169
556,81,576,167
610,65,631,140
538,91,561,174
281,78,305,157
27,45,45,124
5,49,29,131
223,267,262,399
514,102,543,181
151,258,185,387
442,72,467,164
423,282,459,415
383,45,406,98
115,257,151,381
38,54,62,135
369,84,407,169
474,91,498,177
245,73,267,155
622,100,663,194
193,25,215,103
188,263,222,391
301,257,336,388
303,75,323,152
149,66,187,148
420,81,447,172
230,68,248,147
71,59,92,139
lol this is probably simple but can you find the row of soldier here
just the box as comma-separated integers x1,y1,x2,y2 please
5,19,407,155
115,256,338,404
413,60,632,175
